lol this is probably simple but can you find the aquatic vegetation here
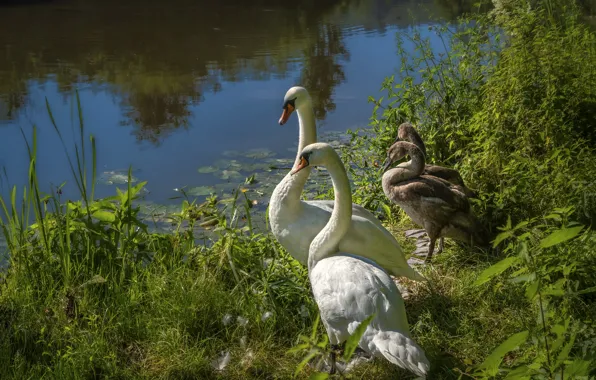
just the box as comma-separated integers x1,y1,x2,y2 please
97,169,139,185
197,165,218,174
1,1,595,378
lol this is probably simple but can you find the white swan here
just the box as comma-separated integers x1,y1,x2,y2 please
292,142,430,377
268,86,423,281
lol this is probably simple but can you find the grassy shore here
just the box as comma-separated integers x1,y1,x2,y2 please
1,0,596,379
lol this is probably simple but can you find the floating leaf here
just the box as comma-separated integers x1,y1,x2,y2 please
539,226,583,248
187,186,215,196
245,148,276,159
242,162,272,172
218,170,243,180
266,157,293,165
474,256,519,286
98,171,138,185
198,166,218,174
214,159,243,171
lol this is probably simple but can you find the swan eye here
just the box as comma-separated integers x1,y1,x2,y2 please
290,154,310,175
284,97,297,110
300,155,310,167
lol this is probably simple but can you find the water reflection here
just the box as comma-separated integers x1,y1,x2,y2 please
0,0,477,143
0,0,355,142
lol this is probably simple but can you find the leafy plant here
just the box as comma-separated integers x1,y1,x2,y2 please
289,313,375,378
472,206,595,379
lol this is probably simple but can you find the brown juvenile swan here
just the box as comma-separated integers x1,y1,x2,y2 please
382,141,489,263
395,122,477,198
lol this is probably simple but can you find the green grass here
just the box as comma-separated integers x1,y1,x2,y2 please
1,0,596,379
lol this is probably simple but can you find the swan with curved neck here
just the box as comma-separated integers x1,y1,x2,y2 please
268,86,423,281
292,143,430,377
395,122,477,198
382,141,489,262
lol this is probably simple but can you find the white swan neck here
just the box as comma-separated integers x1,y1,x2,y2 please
273,103,317,210
295,104,317,166
308,156,352,271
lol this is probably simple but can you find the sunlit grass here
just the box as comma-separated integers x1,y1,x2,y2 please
1,0,596,378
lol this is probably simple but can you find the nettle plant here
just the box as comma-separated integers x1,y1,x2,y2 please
471,206,595,379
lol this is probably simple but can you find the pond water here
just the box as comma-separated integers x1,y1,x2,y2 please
0,0,469,226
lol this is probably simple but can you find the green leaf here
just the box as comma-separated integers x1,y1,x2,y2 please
310,314,321,341
286,342,309,355
79,275,107,288
539,226,583,248
93,210,116,222
503,365,533,379
309,373,329,380
381,203,392,221
343,313,375,361
516,241,528,262
474,257,519,286
131,181,148,196
544,213,562,221
525,280,540,301
574,285,596,295
295,350,318,376
509,273,535,284
564,359,593,377
492,230,514,248
513,220,530,231
542,279,566,296
477,331,529,376
555,331,576,368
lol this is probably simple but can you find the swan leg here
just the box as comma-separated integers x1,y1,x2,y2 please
437,237,444,254
329,344,341,374
425,236,436,263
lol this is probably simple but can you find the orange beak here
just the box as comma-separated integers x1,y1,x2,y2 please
290,156,308,175
278,104,295,125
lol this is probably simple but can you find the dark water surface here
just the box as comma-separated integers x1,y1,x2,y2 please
0,0,466,218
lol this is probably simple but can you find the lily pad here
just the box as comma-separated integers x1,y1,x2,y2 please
198,166,218,174
245,148,276,159
265,158,294,168
187,186,216,196
218,170,243,180
213,182,240,192
242,162,272,172
97,171,138,185
214,159,243,171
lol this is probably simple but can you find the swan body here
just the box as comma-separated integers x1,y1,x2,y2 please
382,141,489,262
269,87,423,281
294,143,430,377
395,122,477,198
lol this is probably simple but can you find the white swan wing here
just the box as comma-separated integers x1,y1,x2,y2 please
278,202,423,281
310,254,410,342
308,199,397,242
312,254,429,377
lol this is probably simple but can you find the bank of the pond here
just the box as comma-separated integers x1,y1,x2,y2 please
1,0,596,379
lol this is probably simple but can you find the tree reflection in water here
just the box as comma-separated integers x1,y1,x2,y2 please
0,0,475,142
